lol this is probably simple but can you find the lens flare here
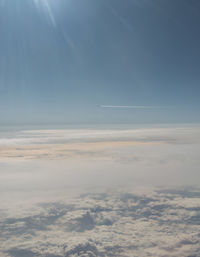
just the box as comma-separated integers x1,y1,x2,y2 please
33,0,56,27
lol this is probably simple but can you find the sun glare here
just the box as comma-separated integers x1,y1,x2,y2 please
33,0,57,27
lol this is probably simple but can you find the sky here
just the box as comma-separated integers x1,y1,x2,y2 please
0,3,200,255
0,0,200,124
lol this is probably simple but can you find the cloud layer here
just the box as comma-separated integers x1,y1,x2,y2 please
0,126,200,256
0,126,200,162
0,187,200,257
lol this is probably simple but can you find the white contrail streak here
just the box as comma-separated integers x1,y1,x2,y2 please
100,105,167,109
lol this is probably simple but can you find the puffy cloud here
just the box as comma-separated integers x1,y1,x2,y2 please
0,187,200,257
0,126,200,256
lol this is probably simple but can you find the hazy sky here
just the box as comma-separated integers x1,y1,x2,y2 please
0,0,200,124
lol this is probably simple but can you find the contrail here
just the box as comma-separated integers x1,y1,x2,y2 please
100,105,167,109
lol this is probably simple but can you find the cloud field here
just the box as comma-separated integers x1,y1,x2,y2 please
0,125,200,256
0,187,200,257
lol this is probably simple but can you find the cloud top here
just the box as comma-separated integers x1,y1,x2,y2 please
1,187,200,257
0,126,199,161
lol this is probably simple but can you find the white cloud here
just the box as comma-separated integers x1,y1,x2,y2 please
0,126,200,256
0,187,200,257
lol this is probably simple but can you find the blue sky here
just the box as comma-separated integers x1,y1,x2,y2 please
0,0,200,124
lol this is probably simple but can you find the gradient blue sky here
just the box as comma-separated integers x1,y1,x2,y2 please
0,0,200,124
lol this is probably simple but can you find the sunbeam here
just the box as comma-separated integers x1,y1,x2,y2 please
33,0,57,27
